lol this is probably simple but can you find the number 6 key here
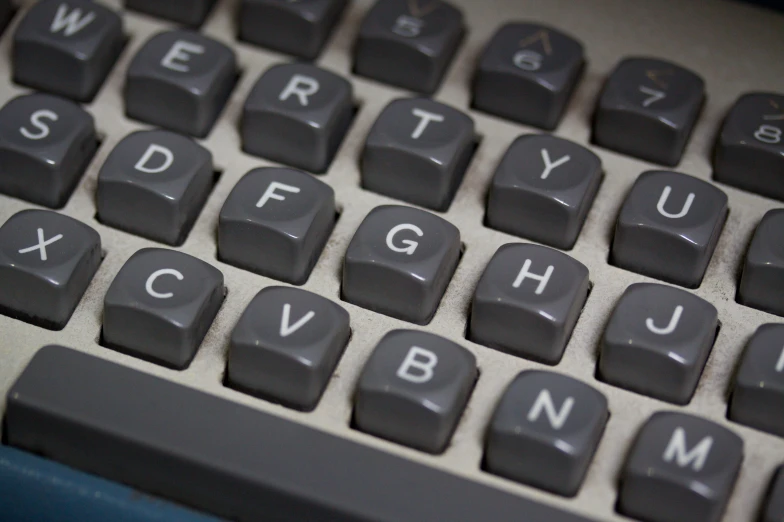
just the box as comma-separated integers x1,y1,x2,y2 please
713,92,784,201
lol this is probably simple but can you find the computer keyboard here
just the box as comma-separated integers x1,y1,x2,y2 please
0,0,782,521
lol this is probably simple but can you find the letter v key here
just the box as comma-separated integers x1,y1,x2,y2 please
280,303,315,337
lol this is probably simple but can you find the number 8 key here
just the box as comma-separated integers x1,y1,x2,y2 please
713,92,784,201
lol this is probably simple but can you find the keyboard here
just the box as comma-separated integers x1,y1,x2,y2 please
0,0,783,521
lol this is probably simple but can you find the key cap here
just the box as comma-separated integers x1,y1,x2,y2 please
0,446,221,522
486,134,602,249
354,0,464,94
238,0,348,60
102,248,224,369
13,0,124,102
241,63,354,173
97,129,214,246
342,205,460,324
125,30,237,138
714,93,784,201
354,329,476,453
126,0,216,28
469,243,589,364
0,93,97,208
473,23,584,130
611,170,727,288
218,167,336,284
728,323,784,437
739,210,784,316
227,286,350,411
618,412,743,522
598,283,717,404
763,466,784,522
361,97,475,211
0,210,100,330
485,371,607,497
593,57,705,166
5,345,593,522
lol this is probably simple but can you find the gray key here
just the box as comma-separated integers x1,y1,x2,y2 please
354,329,476,454
6,345,594,522
739,209,784,316
125,30,237,138
618,412,743,522
473,23,584,130
714,93,784,201
485,370,607,497
361,97,475,211
97,130,214,246
354,0,464,94
0,93,97,208
342,205,460,324
593,57,705,166
0,210,100,330
763,466,784,522
241,63,354,173
13,0,124,102
238,0,348,60
611,170,728,288
486,134,602,249
598,283,717,405
102,248,224,369
729,324,784,437
469,243,589,364
218,167,336,284
227,286,350,411
126,0,216,27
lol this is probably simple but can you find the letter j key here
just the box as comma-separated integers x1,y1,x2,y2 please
611,170,727,288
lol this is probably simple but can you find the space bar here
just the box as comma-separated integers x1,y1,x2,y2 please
5,346,594,522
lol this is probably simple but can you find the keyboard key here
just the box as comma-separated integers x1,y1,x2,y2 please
618,412,743,522
738,209,784,316
241,63,354,173
227,286,350,411
0,446,221,522
714,93,784,200
0,93,97,208
5,345,593,522
472,23,584,130
238,0,348,60
485,370,607,497
342,205,460,324
218,167,336,284
97,129,214,245
361,97,475,211
126,0,216,27
125,30,237,137
486,134,602,249
354,329,476,453
469,243,589,364
0,0,11,34
728,323,784,437
0,210,101,330
611,170,727,288
102,248,224,369
763,466,784,522
593,57,705,166
354,0,464,94
598,283,717,404
13,0,124,102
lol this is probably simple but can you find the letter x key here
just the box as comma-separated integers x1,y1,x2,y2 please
0,209,101,329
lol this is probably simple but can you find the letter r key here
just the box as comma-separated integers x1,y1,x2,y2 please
354,330,476,454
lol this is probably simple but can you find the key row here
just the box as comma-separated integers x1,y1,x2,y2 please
14,345,782,522
3,207,784,432
8,0,784,200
